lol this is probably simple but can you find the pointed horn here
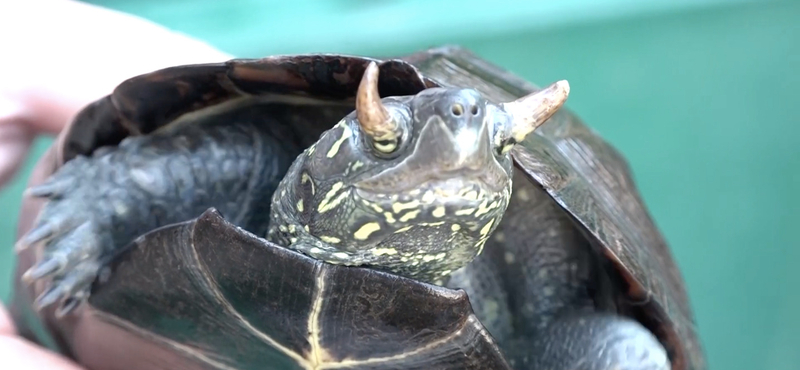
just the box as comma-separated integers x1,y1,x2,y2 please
503,80,570,143
356,62,397,140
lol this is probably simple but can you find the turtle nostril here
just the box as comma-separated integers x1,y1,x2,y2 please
470,105,479,115
451,104,463,116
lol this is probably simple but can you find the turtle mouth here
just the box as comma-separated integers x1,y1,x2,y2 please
420,177,494,200
355,175,505,206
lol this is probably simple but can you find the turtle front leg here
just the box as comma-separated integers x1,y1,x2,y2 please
445,251,512,345
517,311,670,370
497,173,670,370
16,113,302,316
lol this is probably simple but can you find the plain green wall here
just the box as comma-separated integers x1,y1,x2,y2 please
1,1,798,369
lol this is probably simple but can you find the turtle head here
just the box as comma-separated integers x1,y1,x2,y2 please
277,62,569,282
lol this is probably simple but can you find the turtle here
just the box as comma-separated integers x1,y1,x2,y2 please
8,46,705,370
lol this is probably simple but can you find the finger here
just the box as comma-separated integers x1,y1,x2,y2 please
0,303,85,369
0,0,234,136
0,300,16,336
0,336,86,369
0,120,34,187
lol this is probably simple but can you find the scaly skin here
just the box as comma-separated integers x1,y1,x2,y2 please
17,103,303,316
266,87,515,284
490,171,670,369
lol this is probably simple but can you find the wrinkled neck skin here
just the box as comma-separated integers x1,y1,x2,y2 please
267,152,512,284
266,90,517,284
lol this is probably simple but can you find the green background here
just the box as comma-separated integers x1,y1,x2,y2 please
2,0,798,369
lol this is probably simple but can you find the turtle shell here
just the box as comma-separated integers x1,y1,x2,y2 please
61,208,510,370
9,46,705,370
11,51,513,370
406,46,706,370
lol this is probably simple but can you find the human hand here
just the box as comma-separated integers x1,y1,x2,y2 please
0,0,232,188
0,301,85,369
1,0,231,367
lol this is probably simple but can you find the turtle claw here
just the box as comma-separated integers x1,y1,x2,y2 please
34,284,68,310
25,177,75,199
30,259,98,317
22,257,66,282
15,202,83,252
27,220,105,312
55,297,83,318
30,258,100,313
15,222,58,252
19,164,113,315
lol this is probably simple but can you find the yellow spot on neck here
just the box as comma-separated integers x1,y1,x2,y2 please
451,224,461,231
395,225,412,233
392,200,420,214
320,236,341,244
476,239,487,255
432,206,445,218
384,212,396,223
455,208,475,216
354,222,381,240
474,199,498,217
422,191,436,204
399,210,420,222
368,203,383,213
296,199,304,212
371,248,398,256
480,219,496,238
318,182,347,213
301,173,316,195
326,123,352,158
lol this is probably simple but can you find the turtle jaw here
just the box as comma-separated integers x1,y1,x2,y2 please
282,88,519,282
354,175,507,214
332,89,517,281
351,96,513,196
345,175,511,283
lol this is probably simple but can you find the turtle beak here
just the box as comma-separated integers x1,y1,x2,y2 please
355,88,509,194
356,62,399,142
416,112,496,178
502,80,570,143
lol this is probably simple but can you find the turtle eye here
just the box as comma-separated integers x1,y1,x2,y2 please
491,119,515,156
497,139,516,155
372,137,400,154
363,105,409,157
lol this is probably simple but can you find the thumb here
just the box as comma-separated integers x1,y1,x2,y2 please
0,0,232,189
0,302,85,369
0,121,34,188
0,301,17,336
